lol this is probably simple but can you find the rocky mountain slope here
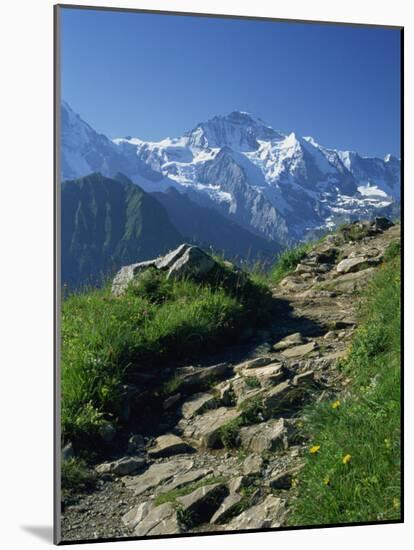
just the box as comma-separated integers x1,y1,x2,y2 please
61,102,400,244
61,173,182,286
150,187,280,262
61,219,400,541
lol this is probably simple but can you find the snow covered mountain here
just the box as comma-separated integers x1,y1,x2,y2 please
61,102,400,244
60,101,160,183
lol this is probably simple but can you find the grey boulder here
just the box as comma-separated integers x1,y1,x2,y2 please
112,243,217,296
224,495,286,530
96,456,146,476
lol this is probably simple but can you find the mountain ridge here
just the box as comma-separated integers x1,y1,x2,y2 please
61,102,400,243
61,173,183,286
62,172,281,287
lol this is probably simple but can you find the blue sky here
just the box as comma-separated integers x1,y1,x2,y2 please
60,7,401,158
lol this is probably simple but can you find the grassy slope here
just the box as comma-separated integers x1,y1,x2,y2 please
61,173,183,287
62,233,401,516
61,265,272,448
288,241,401,525
269,242,314,284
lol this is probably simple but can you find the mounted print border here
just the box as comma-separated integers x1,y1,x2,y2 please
54,4,404,545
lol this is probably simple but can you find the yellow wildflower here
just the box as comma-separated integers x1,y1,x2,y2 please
331,400,340,409
310,445,321,454
291,478,298,488
393,497,400,509
323,476,331,486
342,454,352,465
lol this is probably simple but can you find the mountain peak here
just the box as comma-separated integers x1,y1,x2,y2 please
60,100,400,244
225,110,268,125
303,135,320,148
186,111,283,151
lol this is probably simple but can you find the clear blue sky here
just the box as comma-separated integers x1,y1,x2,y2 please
60,7,401,158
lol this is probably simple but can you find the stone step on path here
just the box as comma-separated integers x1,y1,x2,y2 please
223,495,287,531
147,434,196,459
176,482,229,528
124,457,195,497
180,391,218,419
178,406,242,449
210,476,245,524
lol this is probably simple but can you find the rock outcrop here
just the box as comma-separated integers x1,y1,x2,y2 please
112,243,219,296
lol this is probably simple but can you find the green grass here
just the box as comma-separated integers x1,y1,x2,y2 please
244,376,261,389
270,242,313,284
383,240,400,263
61,458,97,497
61,267,272,448
219,395,268,448
338,222,371,242
288,249,401,525
219,417,244,448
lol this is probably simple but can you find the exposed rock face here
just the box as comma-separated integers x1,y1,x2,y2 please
224,495,286,530
243,454,264,476
239,418,291,453
95,456,146,476
267,466,303,490
176,483,229,527
154,468,213,496
336,256,378,274
209,476,247,524
293,370,315,386
210,492,243,524
273,332,305,351
234,356,273,371
179,407,242,449
167,245,217,280
133,503,181,536
237,363,285,386
181,392,217,419
261,381,296,413
338,218,394,242
281,341,317,358
213,381,235,406
112,243,217,296
124,458,194,496
147,434,195,458
175,363,231,389
235,386,265,407
122,501,152,530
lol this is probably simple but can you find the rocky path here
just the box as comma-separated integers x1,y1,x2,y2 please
61,220,400,541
